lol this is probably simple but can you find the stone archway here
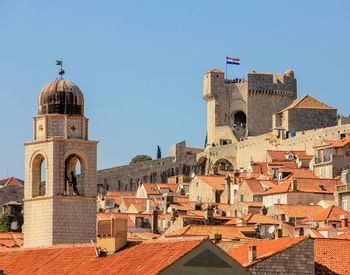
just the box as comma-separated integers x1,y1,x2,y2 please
31,153,47,197
212,158,234,175
65,153,86,196
197,156,208,175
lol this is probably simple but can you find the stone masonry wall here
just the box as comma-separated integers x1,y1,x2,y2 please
97,156,197,192
287,108,337,133
248,238,314,275
52,197,96,244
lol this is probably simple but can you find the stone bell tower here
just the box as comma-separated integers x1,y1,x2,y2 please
23,70,98,248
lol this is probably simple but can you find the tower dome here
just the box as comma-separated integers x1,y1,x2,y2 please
284,69,294,78
38,79,84,116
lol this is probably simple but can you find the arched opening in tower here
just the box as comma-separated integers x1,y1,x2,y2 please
31,154,46,197
234,111,246,127
65,154,84,196
233,111,247,140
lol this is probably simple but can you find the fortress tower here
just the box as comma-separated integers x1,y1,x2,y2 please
203,69,297,146
23,75,98,247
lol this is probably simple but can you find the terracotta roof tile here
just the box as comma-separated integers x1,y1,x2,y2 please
244,178,264,194
229,236,307,267
262,177,338,195
0,177,24,187
142,183,161,195
196,176,226,191
315,239,350,275
332,231,350,239
273,204,323,218
164,225,250,239
243,213,281,225
0,232,23,249
301,205,350,223
267,150,309,162
279,94,335,113
0,239,205,275
330,136,350,148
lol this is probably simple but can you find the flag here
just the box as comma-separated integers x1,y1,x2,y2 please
226,56,240,65
56,60,62,66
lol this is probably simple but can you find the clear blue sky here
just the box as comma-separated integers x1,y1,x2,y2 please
1,1,350,179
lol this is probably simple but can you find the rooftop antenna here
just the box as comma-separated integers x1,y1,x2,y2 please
56,59,65,79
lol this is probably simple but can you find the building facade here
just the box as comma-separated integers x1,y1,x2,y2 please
23,77,97,247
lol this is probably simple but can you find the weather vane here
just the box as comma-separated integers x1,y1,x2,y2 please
56,59,65,79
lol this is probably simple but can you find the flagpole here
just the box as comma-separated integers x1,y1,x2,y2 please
225,57,227,80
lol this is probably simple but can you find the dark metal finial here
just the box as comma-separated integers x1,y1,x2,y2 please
56,59,65,79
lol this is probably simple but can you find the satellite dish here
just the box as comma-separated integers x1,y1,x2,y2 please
268,225,276,234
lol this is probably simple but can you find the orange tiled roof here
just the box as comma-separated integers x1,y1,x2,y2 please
267,150,309,162
142,183,161,195
314,239,350,275
332,231,350,239
330,136,350,148
273,204,323,218
238,201,263,207
243,213,281,225
244,178,264,194
262,177,338,195
278,168,317,178
196,175,226,191
164,225,250,239
251,162,269,175
0,232,23,249
279,94,335,112
0,177,23,188
301,205,350,223
0,239,205,275
229,236,307,267
156,183,178,193
267,161,298,169
308,228,324,238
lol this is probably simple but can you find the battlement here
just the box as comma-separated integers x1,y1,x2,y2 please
247,70,297,95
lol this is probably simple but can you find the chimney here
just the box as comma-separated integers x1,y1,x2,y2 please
152,210,159,234
341,214,349,228
225,175,232,205
204,205,214,224
248,245,257,263
293,227,304,237
209,233,222,244
291,178,298,192
341,169,350,184
96,217,127,255
275,228,283,239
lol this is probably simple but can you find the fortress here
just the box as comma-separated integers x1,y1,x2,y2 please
198,68,347,175
96,67,349,190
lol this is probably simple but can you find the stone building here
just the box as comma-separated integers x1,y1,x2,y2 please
198,68,350,175
204,69,297,146
97,141,200,192
273,94,337,135
23,76,97,247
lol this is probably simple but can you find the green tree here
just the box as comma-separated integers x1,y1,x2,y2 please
130,154,152,164
0,214,13,232
156,145,161,159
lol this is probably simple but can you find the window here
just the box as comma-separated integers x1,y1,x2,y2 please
325,167,330,178
240,194,244,201
342,200,348,211
319,168,324,178
135,217,143,227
